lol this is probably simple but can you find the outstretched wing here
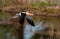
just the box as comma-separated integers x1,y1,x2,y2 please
26,16,35,26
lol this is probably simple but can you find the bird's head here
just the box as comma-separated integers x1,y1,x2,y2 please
12,11,35,26
12,11,34,18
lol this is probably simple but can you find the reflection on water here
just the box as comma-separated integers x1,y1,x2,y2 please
0,17,60,39
1,21,44,39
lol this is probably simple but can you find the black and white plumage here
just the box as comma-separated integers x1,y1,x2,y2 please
26,16,35,26
13,11,35,26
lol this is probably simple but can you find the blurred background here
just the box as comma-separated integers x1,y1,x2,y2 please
0,0,60,39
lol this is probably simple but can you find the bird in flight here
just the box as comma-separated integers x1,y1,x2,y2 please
12,11,35,26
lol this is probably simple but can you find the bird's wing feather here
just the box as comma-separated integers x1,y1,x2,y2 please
26,16,35,26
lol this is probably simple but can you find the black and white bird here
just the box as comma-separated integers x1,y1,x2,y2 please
12,11,35,26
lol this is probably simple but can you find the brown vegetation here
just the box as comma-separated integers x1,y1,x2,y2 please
1,6,60,17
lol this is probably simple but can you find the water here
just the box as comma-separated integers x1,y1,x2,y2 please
1,16,60,39
2,21,44,39
24,22,44,39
